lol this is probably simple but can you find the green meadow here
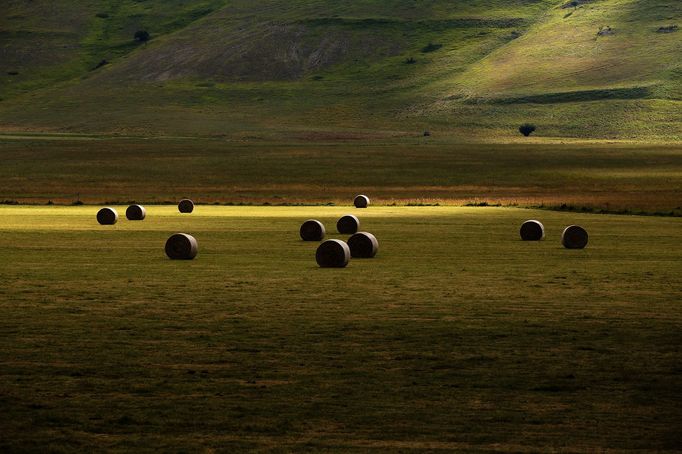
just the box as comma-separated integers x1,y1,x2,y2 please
0,205,680,451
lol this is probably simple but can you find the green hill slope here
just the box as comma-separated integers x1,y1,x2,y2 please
427,0,682,138
445,0,682,100
0,0,680,139
0,0,227,99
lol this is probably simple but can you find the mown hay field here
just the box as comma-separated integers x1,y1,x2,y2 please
0,205,680,451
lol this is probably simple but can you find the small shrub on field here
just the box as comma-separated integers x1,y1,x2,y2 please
597,26,614,36
465,201,502,207
657,25,678,33
116,415,135,425
93,59,108,70
562,0,592,8
404,57,416,64
96,12,109,18
421,42,442,53
134,30,150,42
519,123,536,136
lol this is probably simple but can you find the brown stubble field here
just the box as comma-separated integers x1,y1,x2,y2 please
0,137,680,214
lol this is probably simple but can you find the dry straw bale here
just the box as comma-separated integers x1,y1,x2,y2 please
178,199,194,213
316,239,350,268
300,219,325,241
354,194,370,208
126,204,146,221
348,232,378,258
165,233,198,260
97,207,118,225
562,225,589,249
337,214,360,234
520,220,545,241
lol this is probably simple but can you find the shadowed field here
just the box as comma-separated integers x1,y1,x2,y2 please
0,206,680,451
1,138,681,214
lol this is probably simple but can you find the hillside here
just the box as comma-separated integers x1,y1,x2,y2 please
0,0,680,140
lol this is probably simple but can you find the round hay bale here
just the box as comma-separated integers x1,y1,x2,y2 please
562,225,589,249
300,219,325,241
337,214,360,234
165,233,198,260
178,199,194,213
126,204,146,221
96,207,118,225
520,220,545,241
316,239,350,268
354,194,370,208
348,232,378,258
